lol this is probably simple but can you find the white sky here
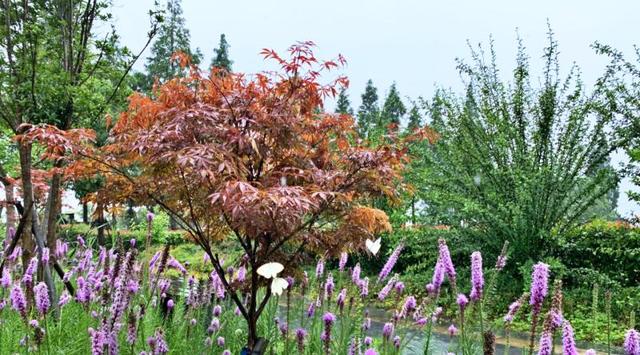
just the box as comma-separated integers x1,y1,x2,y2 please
109,0,640,217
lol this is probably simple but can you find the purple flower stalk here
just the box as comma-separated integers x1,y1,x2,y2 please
322,312,336,353
359,277,369,298
625,329,639,355
307,301,315,318
400,296,417,318
395,281,405,295
295,328,307,351
495,255,507,270
504,299,522,323
217,336,225,347
538,331,553,355
469,251,484,301
325,273,335,300
41,247,50,264
154,330,169,354
382,322,395,340
378,277,396,301
529,262,550,315
393,336,401,349
352,263,361,284
236,266,246,282
89,328,106,355
213,305,222,316
59,292,71,307
562,321,578,355
339,252,348,271
456,294,469,310
34,282,50,315
378,243,403,281
146,211,155,222
1,269,10,288
438,239,456,284
22,257,38,287
10,284,27,318
448,324,458,336
316,258,325,279
364,349,378,355
337,288,347,311
584,350,596,355
364,336,373,346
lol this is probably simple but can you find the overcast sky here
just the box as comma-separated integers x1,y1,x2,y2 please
110,0,640,217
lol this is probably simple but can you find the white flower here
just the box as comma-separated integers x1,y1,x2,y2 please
366,238,381,255
271,277,289,296
257,262,284,279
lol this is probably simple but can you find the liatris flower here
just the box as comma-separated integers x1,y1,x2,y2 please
59,291,71,307
448,324,458,336
167,258,187,275
562,321,578,355
378,243,403,281
364,349,378,355
400,296,417,318
278,321,288,337
151,329,169,354
393,336,401,349
359,277,369,298
1,269,11,288
41,247,50,264
585,350,596,355
316,258,325,279
364,336,373,346
457,294,469,310
213,305,222,317
204,337,213,347
469,251,484,301
395,281,405,295
236,266,246,282
89,328,106,355
8,245,21,262
149,251,161,269
438,239,456,285
22,257,38,288
307,301,315,318
127,312,138,345
208,318,221,334
222,351,231,355
348,338,358,355
10,284,27,318
624,329,639,355
432,306,443,321
339,252,348,271
325,273,335,300
416,317,428,327
295,328,307,352
190,318,197,326
530,262,550,315
77,236,86,247
544,280,564,331
538,331,553,355
56,240,68,260
322,312,336,353
217,336,225,347
378,276,396,301
34,282,50,315
166,299,174,310
147,211,155,222
337,288,347,311
352,263,361,284
382,322,395,340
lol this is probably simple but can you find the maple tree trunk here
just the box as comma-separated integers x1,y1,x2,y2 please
82,202,89,224
5,183,16,237
95,201,106,246
18,142,35,274
42,171,62,249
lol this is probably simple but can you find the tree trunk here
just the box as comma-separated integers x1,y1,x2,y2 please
18,143,35,271
42,171,62,250
82,202,89,224
30,200,59,319
95,201,106,246
5,183,16,237
169,215,178,230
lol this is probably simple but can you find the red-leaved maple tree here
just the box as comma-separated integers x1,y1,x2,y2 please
23,42,433,349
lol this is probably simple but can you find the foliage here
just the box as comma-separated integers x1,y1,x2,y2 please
357,79,380,138
416,33,624,274
380,83,406,131
211,33,233,72
335,88,354,115
24,42,433,350
136,0,202,92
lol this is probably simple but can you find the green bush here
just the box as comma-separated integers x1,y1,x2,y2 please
554,219,640,287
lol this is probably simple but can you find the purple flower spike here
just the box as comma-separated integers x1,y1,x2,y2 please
469,251,483,301
562,321,578,355
529,262,550,315
378,243,403,281
624,329,639,355
295,328,307,351
538,331,553,355
316,258,325,279
34,282,50,315
382,322,394,340
438,239,456,283
448,324,458,336
352,263,361,284
364,349,378,355
456,294,469,310
339,252,348,271
10,284,27,318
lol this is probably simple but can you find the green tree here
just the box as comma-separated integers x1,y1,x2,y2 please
140,0,201,91
380,83,406,130
335,88,354,115
211,33,232,71
406,102,422,132
416,34,624,268
357,79,379,138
